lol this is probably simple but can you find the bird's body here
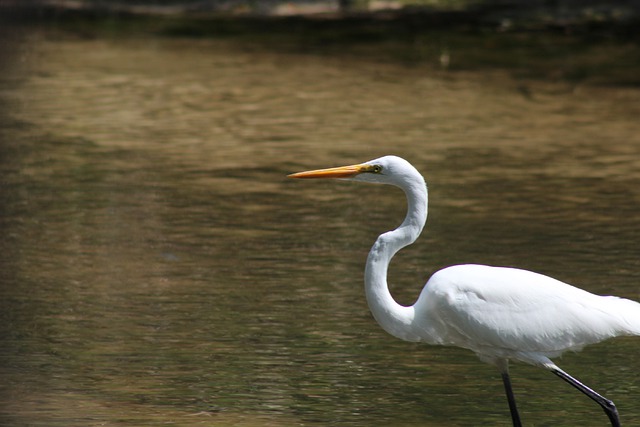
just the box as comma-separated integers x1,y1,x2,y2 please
414,264,640,365
289,155,640,426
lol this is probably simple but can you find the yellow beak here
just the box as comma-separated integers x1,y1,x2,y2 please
288,163,371,179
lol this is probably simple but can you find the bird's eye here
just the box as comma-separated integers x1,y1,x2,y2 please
372,165,383,174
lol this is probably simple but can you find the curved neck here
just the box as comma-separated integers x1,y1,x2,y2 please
364,175,428,342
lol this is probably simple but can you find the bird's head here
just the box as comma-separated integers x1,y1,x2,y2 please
288,155,419,188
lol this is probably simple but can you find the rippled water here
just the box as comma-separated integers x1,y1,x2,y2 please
1,32,639,426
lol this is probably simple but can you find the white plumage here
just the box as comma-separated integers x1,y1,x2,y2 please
290,155,640,427
417,264,640,364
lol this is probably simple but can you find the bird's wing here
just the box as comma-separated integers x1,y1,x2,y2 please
419,264,622,359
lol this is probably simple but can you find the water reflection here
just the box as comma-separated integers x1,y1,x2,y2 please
1,33,639,426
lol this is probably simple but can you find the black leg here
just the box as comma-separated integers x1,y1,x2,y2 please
552,368,620,427
501,371,523,427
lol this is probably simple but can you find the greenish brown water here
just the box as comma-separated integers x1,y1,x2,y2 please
1,30,639,426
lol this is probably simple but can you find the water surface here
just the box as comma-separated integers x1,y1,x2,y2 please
1,32,639,426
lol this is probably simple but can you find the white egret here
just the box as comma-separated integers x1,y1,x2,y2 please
288,155,640,427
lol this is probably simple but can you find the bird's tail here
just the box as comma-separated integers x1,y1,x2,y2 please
608,296,640,335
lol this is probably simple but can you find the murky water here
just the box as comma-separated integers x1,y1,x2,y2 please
1,31,640,426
